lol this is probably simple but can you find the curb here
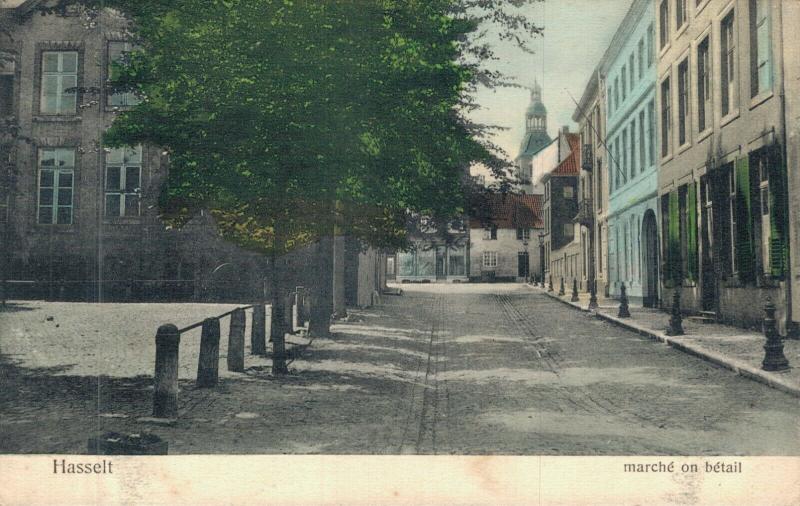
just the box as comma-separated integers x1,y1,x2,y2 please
534,287,800,399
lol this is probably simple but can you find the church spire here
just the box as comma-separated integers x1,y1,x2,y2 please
525,79,548,134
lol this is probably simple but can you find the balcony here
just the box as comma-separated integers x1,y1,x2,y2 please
573,198,594,226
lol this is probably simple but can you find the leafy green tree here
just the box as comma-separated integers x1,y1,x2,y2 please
36,0,541,371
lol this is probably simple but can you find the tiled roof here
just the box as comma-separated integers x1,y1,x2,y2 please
469,193,543,229
550,133,580,177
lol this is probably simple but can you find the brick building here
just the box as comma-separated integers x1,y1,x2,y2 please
542,130,582,291
0,2,384,307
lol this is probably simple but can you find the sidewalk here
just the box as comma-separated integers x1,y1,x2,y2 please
531,284,800,398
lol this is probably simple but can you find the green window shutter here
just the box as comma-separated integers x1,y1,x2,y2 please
668,190,681,283
768,152,788,277
735,156,754,281
686,182,698,281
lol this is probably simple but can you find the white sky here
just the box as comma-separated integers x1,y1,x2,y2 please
468,0,634,176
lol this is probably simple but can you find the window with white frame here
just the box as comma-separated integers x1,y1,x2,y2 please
659,1,669,49
40,51,78,115
638,39,645,80
630,118,637,178
721,10,737,116
516,227,531,240
107,41,141,108
105,146,142,217
621,66,627,101
639,109,646,171
697,35,711,132
622,127,628,183
629,54,635,89
482,251,497,268
661,76,672,157
676,0,687,31
563,185,574,199
757,153,771,273
648,24,655,66
749,0,772,98
483,224,497,240
37,148,74,224
678,58,690,146
648,100,656,165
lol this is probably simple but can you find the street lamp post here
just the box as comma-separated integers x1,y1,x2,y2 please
538,232,545,288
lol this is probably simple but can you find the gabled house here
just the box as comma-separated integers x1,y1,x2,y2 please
469,193,543,282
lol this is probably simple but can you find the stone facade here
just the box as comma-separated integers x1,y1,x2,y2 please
656,0,791,330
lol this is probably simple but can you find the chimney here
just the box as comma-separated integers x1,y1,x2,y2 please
561,125,570,134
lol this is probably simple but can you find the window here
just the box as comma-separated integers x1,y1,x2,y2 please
721,10,737,116
107,41,141,108
629,53,635,89
678,58,689,146
630,119,637,178
676,0,687,30
659,1,670,49
483,224,497,240
647,24,655,66
563,185,574,199
661,77,672,157
37,148,74,224
697,36,711,132
105,146,142,217
40,51,78,115
639,109,646,170
598,224,603,274
757,154,770,273
648,100,656,165
728,164,737,274
482,251,497,268
516,228,531,240
614,141,621,190
638,39,645,80
750,0,772,97
621,66,627,101
563,223,573,239
622,127,628,184
614,77,620,111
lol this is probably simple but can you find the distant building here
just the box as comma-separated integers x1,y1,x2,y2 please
395,218,470,283
542,130,582,291
514,81,552,194
572,68,608,299
602,0,659,306
468,193,543,282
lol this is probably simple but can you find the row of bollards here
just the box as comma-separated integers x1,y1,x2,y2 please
153,303,278,419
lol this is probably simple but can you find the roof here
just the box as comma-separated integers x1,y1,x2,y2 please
517,129,552,159
544,133,580,179
527,101,547,116
469,193,543,230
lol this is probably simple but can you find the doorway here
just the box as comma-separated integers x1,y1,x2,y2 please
700,177,716,311
641,210,659,307
518,252,529,279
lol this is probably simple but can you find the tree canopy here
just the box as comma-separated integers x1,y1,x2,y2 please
69,0,528,255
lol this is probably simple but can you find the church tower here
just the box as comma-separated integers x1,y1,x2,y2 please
515,80,552,194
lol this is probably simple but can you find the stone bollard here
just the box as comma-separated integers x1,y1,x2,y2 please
197,318,220,388
227,308,246,373
251,304,267,355
762,298,790,371
571,278,579,302
153,324,180,419
548,275,553,292
558,277,565,296
666,289,684,336
618,283,631,318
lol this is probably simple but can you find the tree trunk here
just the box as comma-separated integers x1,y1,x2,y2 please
309,234,334,337
269,248,289,375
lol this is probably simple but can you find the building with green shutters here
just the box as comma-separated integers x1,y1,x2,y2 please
656,0,792,331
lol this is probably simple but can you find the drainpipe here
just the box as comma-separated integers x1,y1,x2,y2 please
776,1,795,336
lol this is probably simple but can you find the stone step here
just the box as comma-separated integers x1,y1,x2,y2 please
687,315,716,324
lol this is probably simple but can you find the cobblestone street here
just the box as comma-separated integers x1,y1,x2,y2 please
2,283,799,454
